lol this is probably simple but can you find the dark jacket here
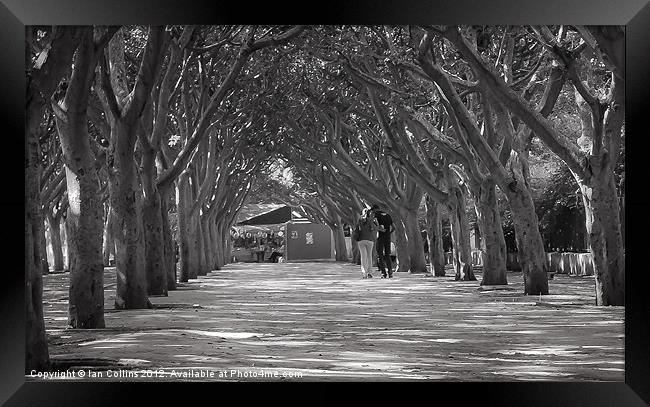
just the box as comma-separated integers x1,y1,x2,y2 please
375,211,393,240
357,214,378,241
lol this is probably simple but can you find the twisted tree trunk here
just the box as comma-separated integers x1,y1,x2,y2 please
505,155,548,294
580,156,624,305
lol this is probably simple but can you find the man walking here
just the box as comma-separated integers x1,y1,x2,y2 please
371,204,395,278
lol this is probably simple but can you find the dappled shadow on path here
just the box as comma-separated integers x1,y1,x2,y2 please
37,262,624,381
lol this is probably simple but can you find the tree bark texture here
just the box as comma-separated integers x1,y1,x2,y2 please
26,116,51,372
160,194,177,290
108,122,149,309
579,156,625,305
333,222,349,262
504,155,549,295
51,30,107,327
399,208,428,273
425,196,446,276
448,187,476,281
177,172,198,281
141,142,168,295
476,179,507,285
47,213,66,271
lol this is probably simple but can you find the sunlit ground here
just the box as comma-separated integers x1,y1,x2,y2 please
34,261,624,381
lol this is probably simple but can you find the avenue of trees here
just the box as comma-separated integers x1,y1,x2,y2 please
25,25,625,373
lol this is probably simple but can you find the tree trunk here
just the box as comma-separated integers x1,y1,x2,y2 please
476,179,507,285
400,208,428,273
177,172,198,281
108,122,149,309
102,205,114,267
54,111,106,327
393,219,410,272
142,191,167,295
224,233,232,265
37,217,50,275
579,156,625,305
333,222,349,262
201,213,213,273
213,225,225,269
501,152,549,295
448,187,476,281
160,193,176,290
210,214,221,269
47,213,66,272
425,196,446,276
195,213,207,276
26,118,51,372
141,146,167,295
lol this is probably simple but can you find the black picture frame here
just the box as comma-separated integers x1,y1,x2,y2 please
4,0,649,405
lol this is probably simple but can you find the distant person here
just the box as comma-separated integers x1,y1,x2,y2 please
355,207,379,279
371,203,395,278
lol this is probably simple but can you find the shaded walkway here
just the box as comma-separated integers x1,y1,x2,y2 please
37,262,624,381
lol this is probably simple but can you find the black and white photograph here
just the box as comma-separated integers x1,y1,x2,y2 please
6,0,650,404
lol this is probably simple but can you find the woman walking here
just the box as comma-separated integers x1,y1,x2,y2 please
355,207,379,279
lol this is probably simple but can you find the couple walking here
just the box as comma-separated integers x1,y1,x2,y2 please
355,203,394,279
